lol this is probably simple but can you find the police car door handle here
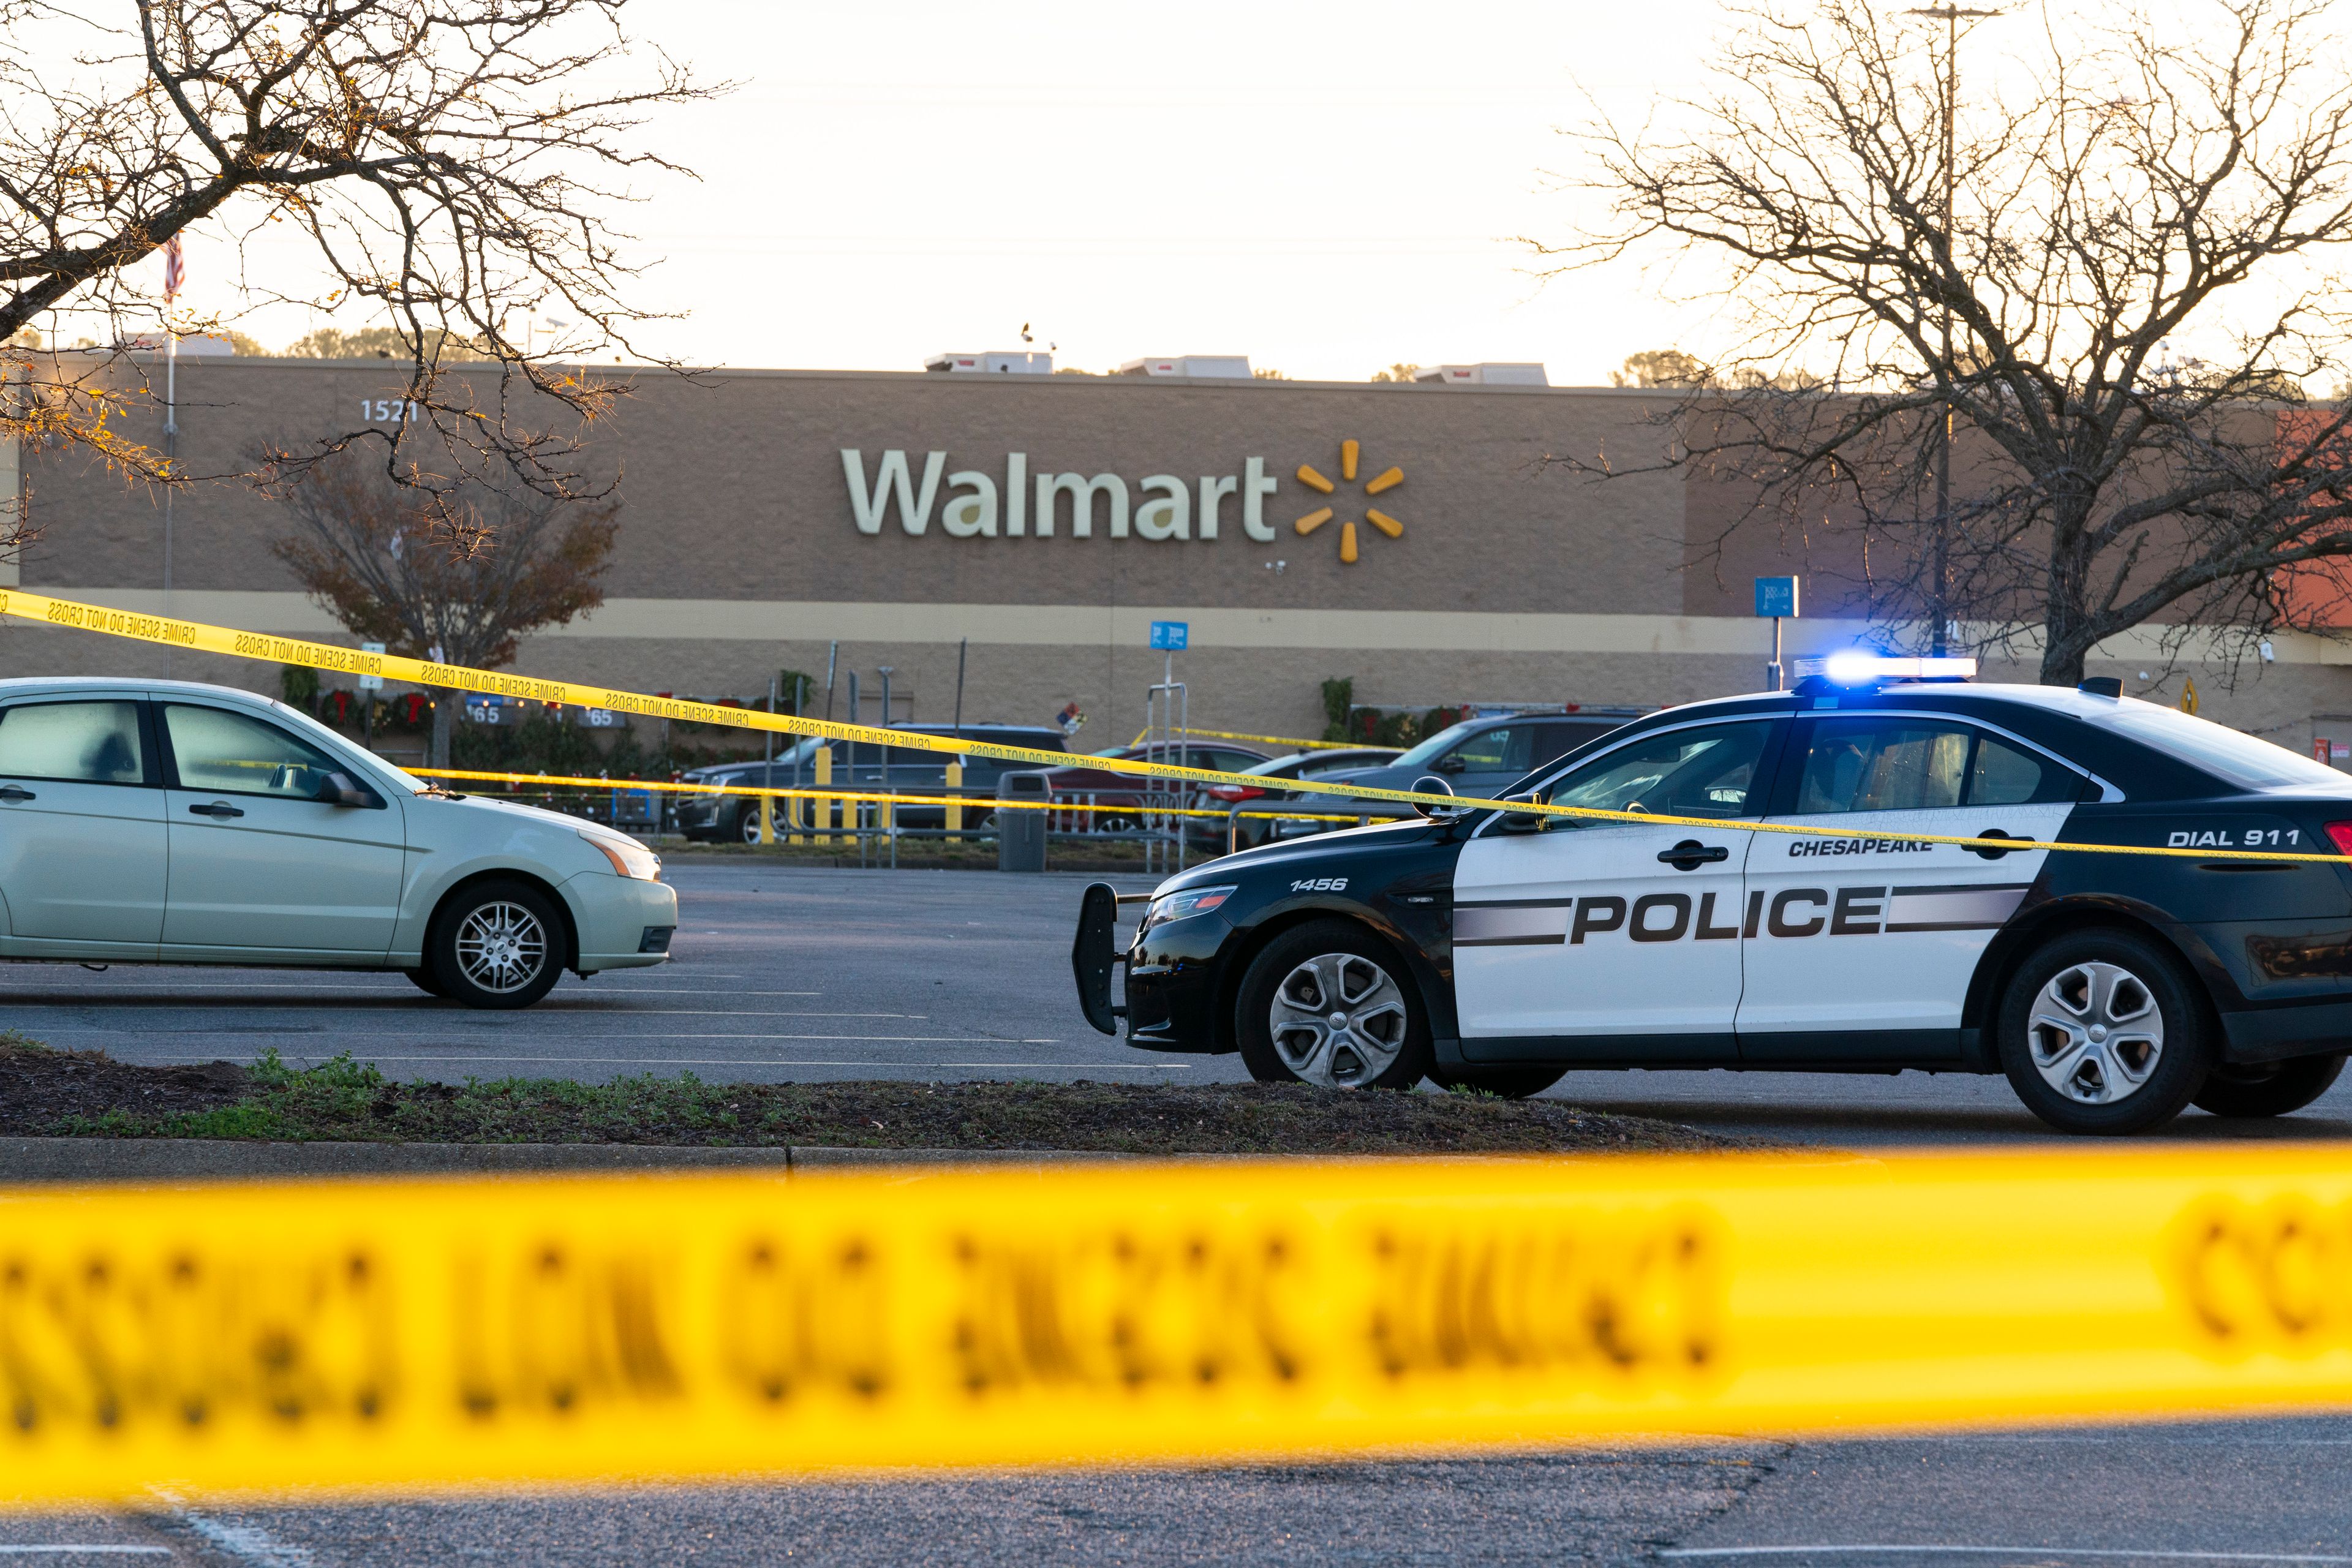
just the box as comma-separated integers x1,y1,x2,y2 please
187,801,244,819
0,785,33,802
1659,839,1730,869
1969,827,2019,861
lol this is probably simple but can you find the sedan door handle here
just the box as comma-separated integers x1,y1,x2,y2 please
1658,839,1730,869
187,801,245,819
0,785,34,802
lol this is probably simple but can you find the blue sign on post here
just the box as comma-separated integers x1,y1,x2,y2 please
1148,620,1189,651
1754,576,1800,619
1755,577,1800,693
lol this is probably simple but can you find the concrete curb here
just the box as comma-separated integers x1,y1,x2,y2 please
0,1137,1130,1182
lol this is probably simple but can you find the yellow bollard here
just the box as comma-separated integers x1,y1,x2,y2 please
946,761,963,837
758,793,774,846
813,745,833,840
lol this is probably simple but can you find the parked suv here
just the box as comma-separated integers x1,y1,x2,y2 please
1275,712,1637,836
674,724,1069,842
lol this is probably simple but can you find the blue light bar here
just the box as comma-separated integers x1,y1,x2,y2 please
1793,654,1978,687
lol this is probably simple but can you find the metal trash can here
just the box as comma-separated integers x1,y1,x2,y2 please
997,771,1052,872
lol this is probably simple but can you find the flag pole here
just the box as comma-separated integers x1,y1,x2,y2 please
160,234,183,677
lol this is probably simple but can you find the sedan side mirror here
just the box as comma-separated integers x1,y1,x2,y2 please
1410,774,1472,822
318,771,378,808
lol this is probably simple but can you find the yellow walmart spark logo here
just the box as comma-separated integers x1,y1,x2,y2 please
1295,440,1403,564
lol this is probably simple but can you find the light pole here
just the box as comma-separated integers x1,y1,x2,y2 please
1907,4,1999,657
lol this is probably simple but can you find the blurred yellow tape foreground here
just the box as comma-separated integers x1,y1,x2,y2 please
5,1147,2352,1504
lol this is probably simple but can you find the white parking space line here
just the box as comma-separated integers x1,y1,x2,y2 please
537,1010,924,1018
327,1055,1189,1068
0,1551,172,1558
1659,1551,2352,1564
124,1032,1068,1042
149,1494,309,1566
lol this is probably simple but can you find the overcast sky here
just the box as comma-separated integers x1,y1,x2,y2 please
162,0,1743,383
143,1,2296,386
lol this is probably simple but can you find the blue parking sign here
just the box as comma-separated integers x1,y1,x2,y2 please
1149,620,1189,651
1754,576,1800,618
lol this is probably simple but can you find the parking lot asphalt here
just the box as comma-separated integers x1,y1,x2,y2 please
9,859,2352,1143
10,1415,2345,1566
7,864,2351,1561
0,862,1212,1088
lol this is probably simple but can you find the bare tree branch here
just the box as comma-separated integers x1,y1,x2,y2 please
1,0,728,557
262,444,616,766
1542,0,2352,685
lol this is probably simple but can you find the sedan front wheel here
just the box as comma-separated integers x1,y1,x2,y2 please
429,880,564,1010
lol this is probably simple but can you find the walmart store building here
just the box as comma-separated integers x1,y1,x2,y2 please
10,353,2351,750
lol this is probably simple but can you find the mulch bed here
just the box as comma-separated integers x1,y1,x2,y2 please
0,1040,1743,1156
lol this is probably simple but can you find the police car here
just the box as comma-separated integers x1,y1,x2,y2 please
1072,658,2352,1134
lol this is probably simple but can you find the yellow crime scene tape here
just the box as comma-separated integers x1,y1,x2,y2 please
409,768,1374,825
6,588,2350,865
4,1146,2352,1505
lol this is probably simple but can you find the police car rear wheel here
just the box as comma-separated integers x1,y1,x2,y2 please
2192,1052,2345,1118
1237,920,1431,1090
1997,930,2211,1134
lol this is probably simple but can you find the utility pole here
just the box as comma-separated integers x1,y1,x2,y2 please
1908,4,1999,658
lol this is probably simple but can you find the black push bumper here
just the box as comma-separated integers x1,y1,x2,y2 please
1072,882,1140,1036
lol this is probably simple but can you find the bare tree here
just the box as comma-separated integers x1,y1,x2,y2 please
1553,0,2352,685
2,0,725,554
279,325,492,362
266,449,616,766
1610,349,1713,389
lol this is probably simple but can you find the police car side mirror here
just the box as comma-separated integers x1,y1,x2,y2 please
1410,774,1472,822
1498,790,1547,833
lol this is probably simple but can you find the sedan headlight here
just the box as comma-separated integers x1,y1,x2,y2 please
579,827,662,881
1146,884,1236,928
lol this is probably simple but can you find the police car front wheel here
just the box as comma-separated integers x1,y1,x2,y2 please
1997,929,2212,1134
1236,920,1432,1091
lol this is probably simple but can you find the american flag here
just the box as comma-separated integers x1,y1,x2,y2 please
162,233,184,301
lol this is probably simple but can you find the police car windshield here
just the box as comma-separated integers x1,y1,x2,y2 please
2105,706,2342,790
1392,721,1484,770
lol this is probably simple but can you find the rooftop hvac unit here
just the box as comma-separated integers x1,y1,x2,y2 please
924,351,1054,374
1117,355,1254,379
1411,363,1550,386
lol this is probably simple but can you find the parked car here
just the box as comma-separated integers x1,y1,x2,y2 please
1272,713,1635,837
1038,742,1275,829
0,677,675,1009
674,724,1070,842
1188,747,1404,852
